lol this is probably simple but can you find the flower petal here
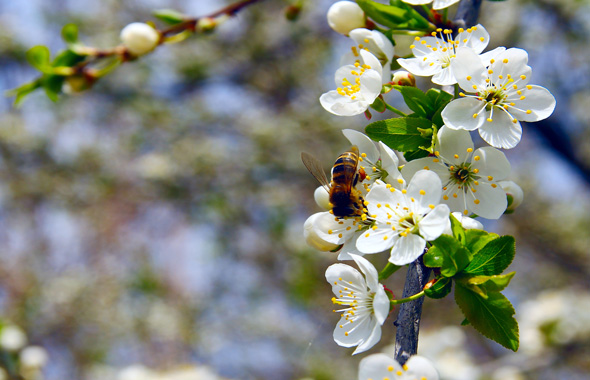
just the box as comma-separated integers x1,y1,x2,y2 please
405,355,440,380
457,24,489,54
378,142,403,186
479,46,506,66
442,97,485,131
401,158,449,184
419,204,450,241
397,57,441,78
477,110,522,149
406,170,443,213
343,129,379,164
333,312,374,348
491,48,530,79
358,354,403,380
352,318,382,355
471,147,510,180
452,47,487,90
431,66,457,86
466,181,507,219
356,227,396,254
389,233,426,265
437,126,474,165
372,285,390,324
325,263,365,296
351,254,380,291
442,185,468,216
432,0,461,9
508,85,556,122
314,212,357,244
320,90,366,117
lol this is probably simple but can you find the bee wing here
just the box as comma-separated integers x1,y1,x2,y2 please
301,152,331,192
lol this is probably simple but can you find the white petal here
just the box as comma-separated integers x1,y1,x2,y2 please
457,24,489,54
320,90,367,117
389,234,426,265
372,285,390,324
358,354,403,380
442,185,469,216
334,313,374,348
359,49,383,78
349,29,395,64
351,254,380,291
437,126,474,165
402,158,449,184
491,48,530,78
378,142,403,185
359,69,384,102
304,213,340,251
466,182,507,219
452,47,487,90
352,319,382,355
343,129,379,164
397,57,441,78
356,227,396,254
419,204,450,241
401,0,432,4
477,110,522,149
326,263,365,295
405,355,440,380
479,47,506,66
406,170,443,213
432,0,461,9
314,212,357,244
471,147,510,180
508,85,556,122
441,98,485,131
431,66,457,86
337,231,366,260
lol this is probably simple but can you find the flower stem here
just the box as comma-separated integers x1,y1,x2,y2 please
379,262,401,281
385,103,407,117
391,290,425,305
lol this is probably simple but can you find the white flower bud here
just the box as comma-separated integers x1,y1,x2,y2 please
304,213,339,251
120,23,160,56
499,180,524,213
20,346,49,369
0,325,27,351
313,186,331,210
443,212,483,235
391,70,416,87
327,1,365,35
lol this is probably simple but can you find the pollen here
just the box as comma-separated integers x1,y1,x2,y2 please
487,118,493,122
454,154,459,159
488,176,493,181
338,233,343,238
410,44,415,49
423,166,430,170
361,153,367,158
520,75,526,80
344,332,349,336
526,109,532,114
328,229,333,234
372,225,378,230
383,236,388,240
420,190,426,195
402,189,407,194
473,168,479,174
429,204,435,209
526,85,532,90
443,195,449,200
472,85,478,90
503,58,509,63
433,158,439,163
474,155,480,161
467,148,473,153
466,76,472,81
491,183,497,188
473,113,478,119
365,233,370,237
388,365,394,371
459,92,466,97
453,193,458,198
474,199,480,204
397,178,404,184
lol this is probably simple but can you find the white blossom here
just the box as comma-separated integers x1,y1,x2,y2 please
442,47,556,149
401,0,461,11
326,254,390,354
499,180,524,212
342,29,395,84
402,126,510,219
356,172,450,265
398,25,503,86
358,353,439,380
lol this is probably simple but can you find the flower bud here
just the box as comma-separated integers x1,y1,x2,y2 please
20,346,49,369
327,1,365,35
499,180,523,213
391,70,416,87
314,186,331,210
304,213,339,251
197,17,217,33
120,22,160,56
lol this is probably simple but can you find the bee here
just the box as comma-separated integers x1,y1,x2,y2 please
301,146,366,218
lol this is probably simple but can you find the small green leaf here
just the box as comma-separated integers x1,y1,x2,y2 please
42,75,66,102
449,213,465,244
396,86,433,118
370,96,386,113
153,9,187,25
26,45,51,72
464,229,498,255
357,0,430,30
427,235,472,277
365,117,432,152
52,49,85,67
464,235,515,275
424,277,452,299
61,23,79,44
6,80,42,106
403,149,430,161
455,283,519,351
463,272,516,294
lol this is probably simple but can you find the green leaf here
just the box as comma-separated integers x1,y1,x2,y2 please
61,23,79,44
403,149,430,161
427,89,453,127
370,96,386,113
365,117,432,152
153,9,187,25
455,283,519,351
463,272,516,295
449,213,465,244
464,229,498,255
461,318,470,326
464,236,515,276
42,75,66,102
396,86,433,118
52,49,85,67
424,277,452,299
357,0,430,30
427,235,472,277
26,45,51,72
6,80,42,106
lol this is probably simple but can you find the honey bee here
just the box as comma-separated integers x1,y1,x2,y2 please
301,146,366,218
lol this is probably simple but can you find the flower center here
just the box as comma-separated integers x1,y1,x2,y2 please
450,164,475,185
336,61,371,100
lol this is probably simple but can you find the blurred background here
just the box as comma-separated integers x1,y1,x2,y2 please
0,0,589,379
